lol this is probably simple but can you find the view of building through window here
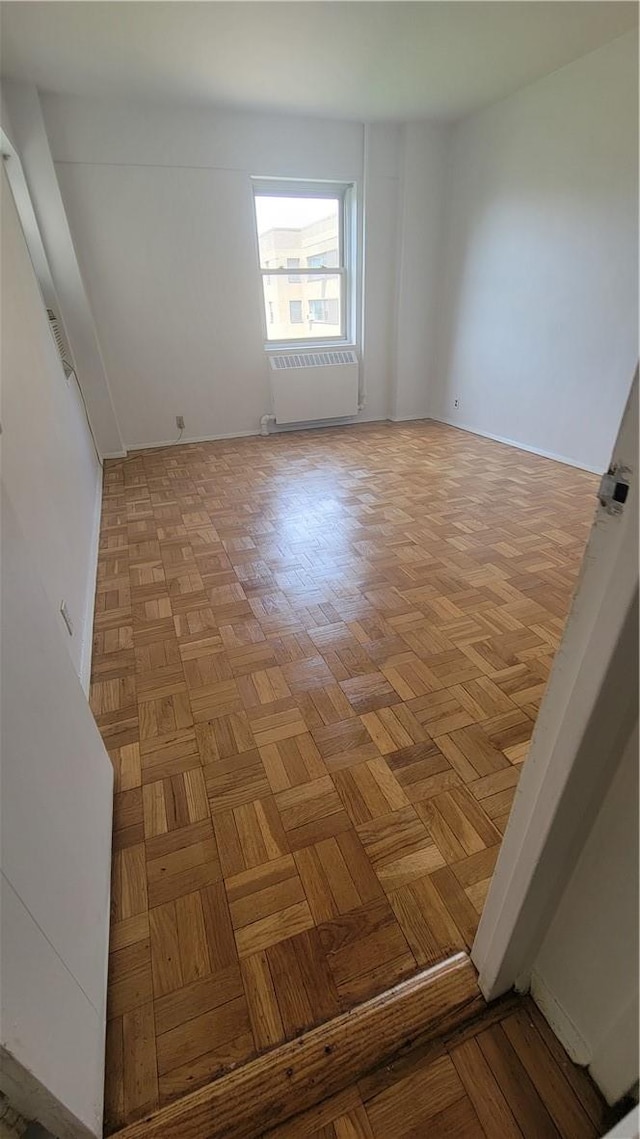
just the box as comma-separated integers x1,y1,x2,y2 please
254,193,344,341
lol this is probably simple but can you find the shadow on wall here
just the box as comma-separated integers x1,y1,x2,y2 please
433,31,638,474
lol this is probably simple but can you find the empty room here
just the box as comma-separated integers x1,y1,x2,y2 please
1,3,638,1138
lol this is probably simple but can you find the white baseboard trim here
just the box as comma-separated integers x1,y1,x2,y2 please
115,416,387,454
101,450,127,459
530,970,591,1067
125,429,259,453
0,1042,95,1139
430,415,602,475
79,468,103,696
273,413,385,433
388,414,430,423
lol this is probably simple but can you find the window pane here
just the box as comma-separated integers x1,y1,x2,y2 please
255,196,340,271
308,298,339,324
307,249,338,269
262,273,342,341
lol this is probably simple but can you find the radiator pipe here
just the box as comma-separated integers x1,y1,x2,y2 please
260,414,276,436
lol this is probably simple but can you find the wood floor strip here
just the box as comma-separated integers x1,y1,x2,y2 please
264,995,607,1139
111,953,482,1139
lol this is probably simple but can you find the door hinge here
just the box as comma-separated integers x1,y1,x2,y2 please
598,463,631,515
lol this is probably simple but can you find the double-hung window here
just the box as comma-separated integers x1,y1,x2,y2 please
252,180,353,345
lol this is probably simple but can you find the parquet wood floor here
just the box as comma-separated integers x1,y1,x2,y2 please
92,421,596,1132
265,996,607,1139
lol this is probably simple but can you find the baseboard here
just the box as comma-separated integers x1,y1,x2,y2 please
102,418,601,474
530,970,591,1067
79,468,103,696
0,1093,30,1138
124,429,259,452
114,416,387,454
0,1043,95,1139
270,413,385,434
430,415,602,475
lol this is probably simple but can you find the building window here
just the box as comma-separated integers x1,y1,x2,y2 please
308,298,339,324
307,250,338,269
252,180,353,344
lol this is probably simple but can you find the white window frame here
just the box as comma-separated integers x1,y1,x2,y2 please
251,178,356,350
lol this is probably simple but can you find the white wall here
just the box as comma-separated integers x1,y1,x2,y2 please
532,719,639,1105
0,167,113,1136
18,34,638,464
473,371,638,999
40,95,407,448
2,81,125,459
1,157,103,684
433,31,638,473
361,123,401,425
392,122,448,422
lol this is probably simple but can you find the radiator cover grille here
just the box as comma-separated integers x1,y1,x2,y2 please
269,349,358,371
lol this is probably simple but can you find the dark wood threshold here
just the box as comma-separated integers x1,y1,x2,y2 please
113,952,482,1139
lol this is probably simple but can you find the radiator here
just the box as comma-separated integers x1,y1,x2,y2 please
268,349,359,424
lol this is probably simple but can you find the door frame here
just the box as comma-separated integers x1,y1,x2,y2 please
471,372,638,1000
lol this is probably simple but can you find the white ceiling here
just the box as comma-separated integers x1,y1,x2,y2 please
1,1,637,122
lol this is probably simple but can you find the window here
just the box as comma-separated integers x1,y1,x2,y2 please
307,250,338,269
308,298,340,324
252,181,353,344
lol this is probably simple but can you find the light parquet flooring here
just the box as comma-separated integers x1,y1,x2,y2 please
93,421,596,1132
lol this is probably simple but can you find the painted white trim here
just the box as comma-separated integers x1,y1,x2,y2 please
79,468,103,695
389,414,429,423
0,1043,95,1139
125,429,260,451
271,413,385,434
529,969,591,1066
252,177,357,351
430,414,602,474
121,415,387,453
101,450,128,460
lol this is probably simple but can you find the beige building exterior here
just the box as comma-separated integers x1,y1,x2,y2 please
259,214,342,341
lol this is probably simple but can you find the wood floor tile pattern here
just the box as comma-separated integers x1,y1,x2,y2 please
93,421,595,1131
264,997,607,1139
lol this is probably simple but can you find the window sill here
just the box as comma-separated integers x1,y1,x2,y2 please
264,342,357,354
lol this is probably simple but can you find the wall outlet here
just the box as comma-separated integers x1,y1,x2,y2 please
176,415,185,430
454,399,460,409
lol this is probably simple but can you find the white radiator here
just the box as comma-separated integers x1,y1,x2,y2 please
268,349,359,424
